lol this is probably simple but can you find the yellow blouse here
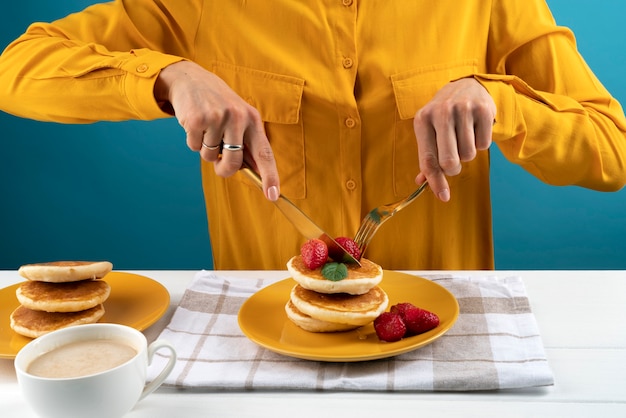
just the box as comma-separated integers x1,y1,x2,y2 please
1,0,625,270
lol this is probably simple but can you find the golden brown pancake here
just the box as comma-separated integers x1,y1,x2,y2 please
16,280,111,313
289,284,388,326
286,256,383,295
18,261,113,283
284,300,359,333
10,304,106,339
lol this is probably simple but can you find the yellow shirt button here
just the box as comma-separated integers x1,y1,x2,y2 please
345,117,356,128
342,57,354,69
136,64,149,73
342,0,353,6
346,179,357,190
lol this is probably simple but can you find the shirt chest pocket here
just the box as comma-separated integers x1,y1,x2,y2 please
390,60,478,196
211,61,306,198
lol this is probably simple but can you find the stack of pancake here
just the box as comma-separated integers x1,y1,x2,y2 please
10,261,113,338
285,256,388,332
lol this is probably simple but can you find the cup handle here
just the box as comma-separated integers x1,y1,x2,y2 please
140,339,177,400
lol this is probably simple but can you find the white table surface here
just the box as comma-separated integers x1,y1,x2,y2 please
1,270,625,418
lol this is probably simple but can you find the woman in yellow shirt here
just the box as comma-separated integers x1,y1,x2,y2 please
1,1,625,270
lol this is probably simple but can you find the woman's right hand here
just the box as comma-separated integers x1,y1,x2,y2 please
154,61,280,201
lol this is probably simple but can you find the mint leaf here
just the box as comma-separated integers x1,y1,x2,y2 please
321,262,348,281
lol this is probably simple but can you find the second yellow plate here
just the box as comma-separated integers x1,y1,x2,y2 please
0,272,170,359
238,271,459,362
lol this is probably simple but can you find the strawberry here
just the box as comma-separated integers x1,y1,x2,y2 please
390,302,439,335
373,312,406,342
300,239,329,269
329,236,361,262
389,302,415,317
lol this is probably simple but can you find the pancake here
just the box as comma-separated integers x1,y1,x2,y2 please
286,256,383,295
284,300,360,333
16,280,111,313
9,304,106,339
18,261,113,283
289,284,389,326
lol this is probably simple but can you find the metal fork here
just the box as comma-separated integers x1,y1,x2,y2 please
353,181,429,258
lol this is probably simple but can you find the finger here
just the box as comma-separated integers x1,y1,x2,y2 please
213,108,246,177
433,114,462,177
474,111,495,151
198,111,226,162
214,139,245,177
415,171,427,185
455,105,478,163
245,125,280,201
179,107,225,163
199,132,222,162
184,124,204,153
414,112,451,202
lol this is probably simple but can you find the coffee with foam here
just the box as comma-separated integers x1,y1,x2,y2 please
27,339,137,379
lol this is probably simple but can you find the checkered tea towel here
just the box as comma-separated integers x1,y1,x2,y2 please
147,271,554,391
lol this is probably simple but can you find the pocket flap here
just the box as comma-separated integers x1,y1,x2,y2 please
211,61,304,124
391,60,478,120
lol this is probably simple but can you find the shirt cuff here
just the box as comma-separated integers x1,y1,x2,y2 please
120,49,186,120
471,74,522,145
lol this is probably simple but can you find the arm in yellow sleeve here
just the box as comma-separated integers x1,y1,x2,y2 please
0,0,201,123
478,0,626,192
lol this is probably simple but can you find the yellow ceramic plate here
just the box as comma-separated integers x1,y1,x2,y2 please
0,272,170,359
238,271,459,362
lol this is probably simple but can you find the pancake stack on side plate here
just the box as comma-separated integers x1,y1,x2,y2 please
10,261,113,338
285,256,388,332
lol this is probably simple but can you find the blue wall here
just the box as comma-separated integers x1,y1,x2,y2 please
0,1,212,270
1,1,625,270
491,0,626,269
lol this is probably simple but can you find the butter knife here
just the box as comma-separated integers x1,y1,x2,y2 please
240,164,361,266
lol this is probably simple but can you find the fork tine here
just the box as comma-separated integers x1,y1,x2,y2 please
355,216,379,254
361,222,380,249
354,180,429,258
354,215,374,243
353,221,369,245
353,217,370,244
358,236,373,256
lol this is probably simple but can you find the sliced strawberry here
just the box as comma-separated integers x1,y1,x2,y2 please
373,312,406,342
300,239,329,269
391,302,439,335
329,236,361,262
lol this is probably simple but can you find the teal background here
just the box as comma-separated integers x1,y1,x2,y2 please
1,1,625,270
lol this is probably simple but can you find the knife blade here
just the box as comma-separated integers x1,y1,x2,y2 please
240,164,361,266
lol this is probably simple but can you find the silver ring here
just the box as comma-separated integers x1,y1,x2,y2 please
202,142,221,150
222,143,244,151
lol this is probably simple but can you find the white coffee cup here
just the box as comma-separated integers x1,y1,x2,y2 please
15,323,177,418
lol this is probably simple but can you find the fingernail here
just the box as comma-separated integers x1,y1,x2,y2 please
267,186,279,201
438,189,450,202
